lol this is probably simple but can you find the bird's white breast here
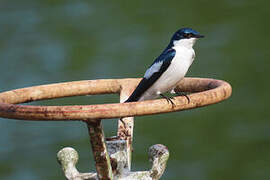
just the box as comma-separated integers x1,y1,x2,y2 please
139,46,195,101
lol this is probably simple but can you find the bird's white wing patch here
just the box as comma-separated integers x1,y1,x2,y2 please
144,61,163,79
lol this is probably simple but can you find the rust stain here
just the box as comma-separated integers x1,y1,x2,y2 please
110,157,118,174
223,88,227,98
0,78,232,121
87,121,113,179
6,105,18,113
207,81,215,90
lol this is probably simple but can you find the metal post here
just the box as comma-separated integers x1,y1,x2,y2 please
117,81,136,170
87,120,113,180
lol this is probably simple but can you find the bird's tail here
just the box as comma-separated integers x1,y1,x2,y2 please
119,94,138,129
124,93,139,103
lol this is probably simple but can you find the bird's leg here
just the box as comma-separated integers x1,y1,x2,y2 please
160,94,176,107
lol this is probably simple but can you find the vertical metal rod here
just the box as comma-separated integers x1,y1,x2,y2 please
87,120,113,180
117,85,135,170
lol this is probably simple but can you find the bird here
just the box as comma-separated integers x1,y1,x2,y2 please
124,27,204,105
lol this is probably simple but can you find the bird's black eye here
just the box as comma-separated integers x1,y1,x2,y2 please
185,33,193,38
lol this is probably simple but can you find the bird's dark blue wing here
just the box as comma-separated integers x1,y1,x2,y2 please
125,48,176,102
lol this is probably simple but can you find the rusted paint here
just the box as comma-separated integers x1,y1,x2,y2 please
110,157,118,174
57,147,98,179
116,82,135,171
87,120,113,180
0,78,232,121
149,144,170,180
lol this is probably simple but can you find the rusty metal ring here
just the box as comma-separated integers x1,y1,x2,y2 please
0,78,232,121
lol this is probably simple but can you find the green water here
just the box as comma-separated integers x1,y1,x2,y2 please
0,1,269,179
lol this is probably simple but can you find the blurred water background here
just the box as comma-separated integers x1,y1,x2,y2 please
0,0,269,179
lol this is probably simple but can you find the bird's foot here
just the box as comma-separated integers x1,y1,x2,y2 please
175,91,190,103
120,118,127,129
160,94,176,107
118,118,130,138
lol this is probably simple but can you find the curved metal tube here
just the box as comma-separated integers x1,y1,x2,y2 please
0,77,232,121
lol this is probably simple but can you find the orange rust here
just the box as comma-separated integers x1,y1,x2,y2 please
87,120,113,179
0,77,232,177
0,78,232,121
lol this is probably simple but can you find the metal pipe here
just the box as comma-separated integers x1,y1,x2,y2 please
0,78,232,121
87,120,113,180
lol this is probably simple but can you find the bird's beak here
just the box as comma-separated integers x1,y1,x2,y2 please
195,34,204,38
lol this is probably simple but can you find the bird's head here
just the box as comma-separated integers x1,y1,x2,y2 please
171,28,204,48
